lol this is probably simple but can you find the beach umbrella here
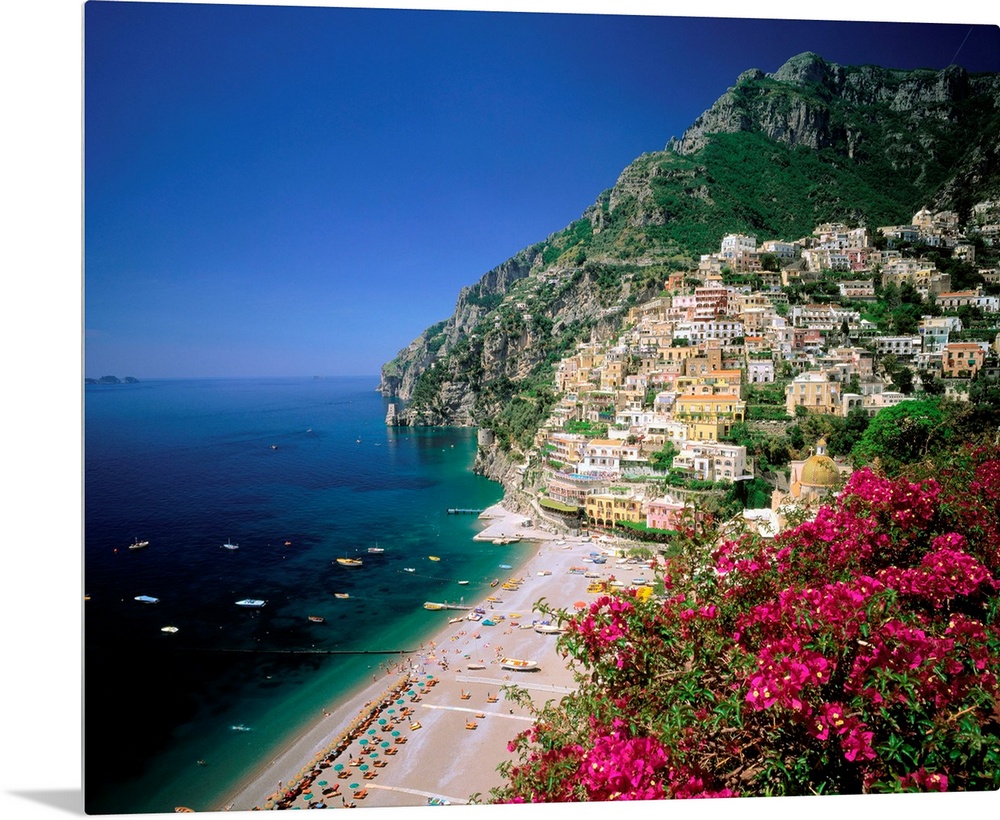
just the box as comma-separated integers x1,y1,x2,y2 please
391,730,400,737
359,764,369,771
396,699,404,704
380,742,390,749
333,764,343,772
378,718,387,725
574,601,586,609
350,783,360,790
358,739,368,746
318,781,328,786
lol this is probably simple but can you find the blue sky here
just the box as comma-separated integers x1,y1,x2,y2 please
81,3,1000,379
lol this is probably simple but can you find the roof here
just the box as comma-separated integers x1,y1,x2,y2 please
800,454,840,488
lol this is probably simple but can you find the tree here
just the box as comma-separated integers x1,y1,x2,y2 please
850,399,947,472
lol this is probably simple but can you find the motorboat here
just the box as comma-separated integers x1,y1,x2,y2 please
368,545,385,554
308,615,325,623
334,593,350,599
534,623,563,635
336,557,363,567
160,625,179,633
423,602,446,611
231,724,252,732
135,595,159,604
222,539,239,551
457,580,469,585
129,538,149,550
235,599,266,608
428,555,440,562
489,578,500,587
498,564,512,570
466,663,485,670
499,657,538,671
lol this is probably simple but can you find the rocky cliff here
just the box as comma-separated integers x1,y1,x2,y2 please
378,51,1000,485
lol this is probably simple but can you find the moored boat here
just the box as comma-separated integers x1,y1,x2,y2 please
135,595,159,604
308,615,325,623
222,538,239,550
129,538,149,550
235,599,266,608
334,593,350,599
336,557,363,567
160,625,179,633
499,657,538,671
368,544,384,554
534,623,563,635
403,567,415,573
428,555,440,562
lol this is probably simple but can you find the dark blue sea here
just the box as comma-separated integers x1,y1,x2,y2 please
83,377,520,814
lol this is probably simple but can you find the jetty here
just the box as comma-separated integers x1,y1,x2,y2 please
447,508,483,515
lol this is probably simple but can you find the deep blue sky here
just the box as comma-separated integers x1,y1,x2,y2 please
83,2,1000,379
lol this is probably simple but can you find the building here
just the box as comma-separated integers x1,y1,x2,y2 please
646,496,686,531
586,492,644,529
785,371,841,416
672,394,746,441
671,441,749,483
942,342,987,379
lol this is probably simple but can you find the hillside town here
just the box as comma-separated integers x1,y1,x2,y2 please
515,203,1000,540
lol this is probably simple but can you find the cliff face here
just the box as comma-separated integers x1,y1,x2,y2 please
378,51,1000,485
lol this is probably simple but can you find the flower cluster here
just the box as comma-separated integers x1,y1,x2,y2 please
490,444,1000,804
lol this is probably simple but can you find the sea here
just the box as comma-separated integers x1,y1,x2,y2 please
83,376,526,815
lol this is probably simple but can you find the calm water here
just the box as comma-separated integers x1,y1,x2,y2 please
84,377,520,814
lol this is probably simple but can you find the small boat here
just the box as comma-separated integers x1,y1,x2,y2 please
235,599,266,608
423,602,446,611
231,724,252,732
428,556,440,562
500,657,539,671
498,564,512,570
403,567,415,573
270,444,278,450
466,663,485,670
334,593,350,600
175,808,195,814
308,615,325,623
466,612,482,621
482,619,497,627
160,625,179,633
284,540,292,546
489,578,500,588
129,538,149,550
632,577,649,585
457,580,469,585
448,617,464,624
336,557,363,567
222,539,239,551
537,570,552,576
534,623,563,635
135,595,159,604
367,545,385,554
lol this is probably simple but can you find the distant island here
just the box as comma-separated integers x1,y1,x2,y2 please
85,376,140,385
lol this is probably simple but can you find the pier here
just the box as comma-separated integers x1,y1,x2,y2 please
446,508,484,515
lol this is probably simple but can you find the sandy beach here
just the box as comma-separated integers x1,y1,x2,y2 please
219,505,651,811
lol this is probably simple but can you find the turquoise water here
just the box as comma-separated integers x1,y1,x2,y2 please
84,377,524,814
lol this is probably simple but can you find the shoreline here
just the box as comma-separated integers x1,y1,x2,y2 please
219,503,639,811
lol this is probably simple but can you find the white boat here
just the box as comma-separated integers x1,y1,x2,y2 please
334,593,350,600
135,595,159,604
235,599,266,608
534,624,563,635
424,601,472,611
231,724,252,732
457,580,469,585
129,538,149,550
499,657,539,671
403,567,415,573
498,564,512,569
222,539,239,550
161,625,179,633
466,663,486,670
367,545,385,554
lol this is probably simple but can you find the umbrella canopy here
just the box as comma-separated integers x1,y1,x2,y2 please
369,752,379,759
333,764,344,771
367,728,377,735
573,601,586,609
359,764,369,771
358,739,368,746
378,718,387,725
350,783,360,790
380,742,390,748
391,731,400,737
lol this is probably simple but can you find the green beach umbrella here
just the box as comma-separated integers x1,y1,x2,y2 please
367,728,377,734
350,783,359,790
369,752,378,759
391,730,400,737
358,739,368,746
378,718,387,725
318,780,328,786
380,741,389,748
333,764,343,772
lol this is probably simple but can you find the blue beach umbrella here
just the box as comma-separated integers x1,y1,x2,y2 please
358,738,368,746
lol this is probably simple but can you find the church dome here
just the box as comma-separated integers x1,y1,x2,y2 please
800,453,840,487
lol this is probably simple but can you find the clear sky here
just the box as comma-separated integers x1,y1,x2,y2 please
82,3,999,380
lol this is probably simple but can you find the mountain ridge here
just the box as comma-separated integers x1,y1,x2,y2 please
377,52,1000,482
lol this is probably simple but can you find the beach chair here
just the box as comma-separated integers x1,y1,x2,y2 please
460,690,471,700
465,721,478,730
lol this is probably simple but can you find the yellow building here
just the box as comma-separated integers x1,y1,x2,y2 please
586,492,644,529
672,393,745,441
